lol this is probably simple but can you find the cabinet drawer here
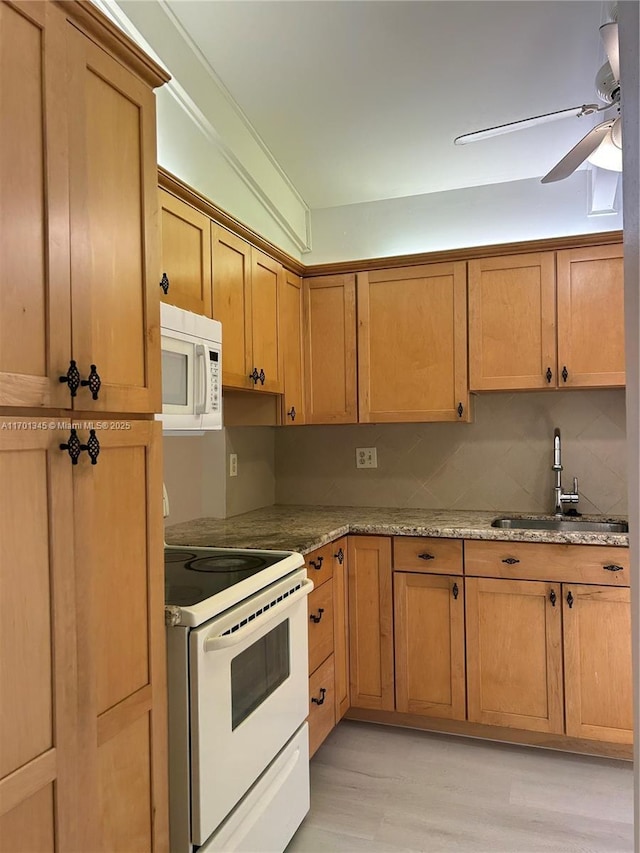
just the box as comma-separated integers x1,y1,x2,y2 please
308,654,335,758
308,580,334,675
393,537,463,574
304,543,335,587
465,540,630,586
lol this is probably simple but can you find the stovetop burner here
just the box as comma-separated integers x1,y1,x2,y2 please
164,546,298,609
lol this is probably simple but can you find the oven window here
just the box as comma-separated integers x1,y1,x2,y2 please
162,350,188,406
231,620,290,730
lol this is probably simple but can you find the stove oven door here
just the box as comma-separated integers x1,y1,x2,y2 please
188,572,312,845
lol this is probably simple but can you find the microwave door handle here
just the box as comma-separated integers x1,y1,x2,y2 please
203,579,313,652
194,344,211,415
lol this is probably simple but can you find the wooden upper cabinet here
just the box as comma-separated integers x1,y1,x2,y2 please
465,577,564,734
212,227,283,393
159,189,212,316
66,26,161,414
0,2,71,409
211,225,252,390
563,584,632,743
280,271,305,424
303,274,357,423
468,253,556,391
358,263,469,422
250,249,283,394
556,244,625,388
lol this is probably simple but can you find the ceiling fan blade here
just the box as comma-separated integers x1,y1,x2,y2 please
454,104,601,145
541,120,614,183
600,22,620,82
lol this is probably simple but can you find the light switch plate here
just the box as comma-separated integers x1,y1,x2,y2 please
356,447,377,468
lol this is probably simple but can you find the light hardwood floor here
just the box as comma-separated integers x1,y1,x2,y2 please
287,721,634,853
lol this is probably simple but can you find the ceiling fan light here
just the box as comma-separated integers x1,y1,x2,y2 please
587,128,623,171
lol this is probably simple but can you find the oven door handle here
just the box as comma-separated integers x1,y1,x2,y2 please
203,579,313,652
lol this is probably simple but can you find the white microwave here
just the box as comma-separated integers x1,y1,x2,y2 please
159,303,222,433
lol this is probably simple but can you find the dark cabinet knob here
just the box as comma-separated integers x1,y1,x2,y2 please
566,590,574,608
546,367,553,383
249,368,259,384
452,582,459,600
502,557,520,565
311,687,326,706
562,365,569,382
309,556,324,571
59,360,81,398
309,608,324,624
418,553,435,561
457,402,464,418
334,548,344,565
59,428,100,466
258,368,265,385
549,589,557,607
159,272,169,294
603,564,624,572
80,364,101,400
287,406,296,421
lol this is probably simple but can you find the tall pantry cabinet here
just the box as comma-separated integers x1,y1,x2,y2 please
0,2,170,851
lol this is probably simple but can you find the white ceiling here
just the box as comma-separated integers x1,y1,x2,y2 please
162,0,609,210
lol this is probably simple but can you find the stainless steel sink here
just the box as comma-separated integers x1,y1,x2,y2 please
491,517,628,533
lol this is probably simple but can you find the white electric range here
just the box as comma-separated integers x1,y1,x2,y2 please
164,544,312,853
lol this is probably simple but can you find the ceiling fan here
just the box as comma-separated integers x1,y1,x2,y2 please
454,19,621,183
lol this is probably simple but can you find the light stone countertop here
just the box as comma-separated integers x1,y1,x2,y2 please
164,505,630,554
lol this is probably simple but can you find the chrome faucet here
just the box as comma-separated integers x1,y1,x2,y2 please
552,428,579,516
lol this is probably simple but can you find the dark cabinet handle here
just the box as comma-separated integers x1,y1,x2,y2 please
309,556,324,571
567,590,574,608
457,402,464,418
502,557,520,565
603,564,624,572
258,368,265,385
546,367,553,383
549,589,557,607
311,688,326,706
452,582,459,600
159,272,169,294
59,360,81,398
249,368,259,384
59,428,100,466
287,406,296,421
309,608,324,624
418,553,435,561
562,365,569,382
80,364,101,400
334,548,344,565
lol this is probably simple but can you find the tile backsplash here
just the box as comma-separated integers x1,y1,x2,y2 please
275,390,627,516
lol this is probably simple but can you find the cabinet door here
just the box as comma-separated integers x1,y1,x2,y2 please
394,573,466,720
0,2,71,409
332,539,350,720
358,263,469,422
0,421,77,851
303,274,357,424
563,584,632,743
72,421,168,852
468,253,556,390
466,578,563,734
67,28,161,414
557,244,625,388
250,249,283,393
280,270,305,424
159,189,212,316
348,536,394,711
211,224,253,390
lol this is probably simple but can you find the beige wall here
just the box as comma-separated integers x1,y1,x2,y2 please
162,427,275,525
275,390,627,516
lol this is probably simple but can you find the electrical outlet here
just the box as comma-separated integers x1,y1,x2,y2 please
229,453,238,477
356,447,377,468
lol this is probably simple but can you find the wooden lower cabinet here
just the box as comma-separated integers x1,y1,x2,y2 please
465,577,564,734
305,539,349,756
308,656,336,758
348,536,394,711
394,573,466,720
563,584,633,743
0,419,168,851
